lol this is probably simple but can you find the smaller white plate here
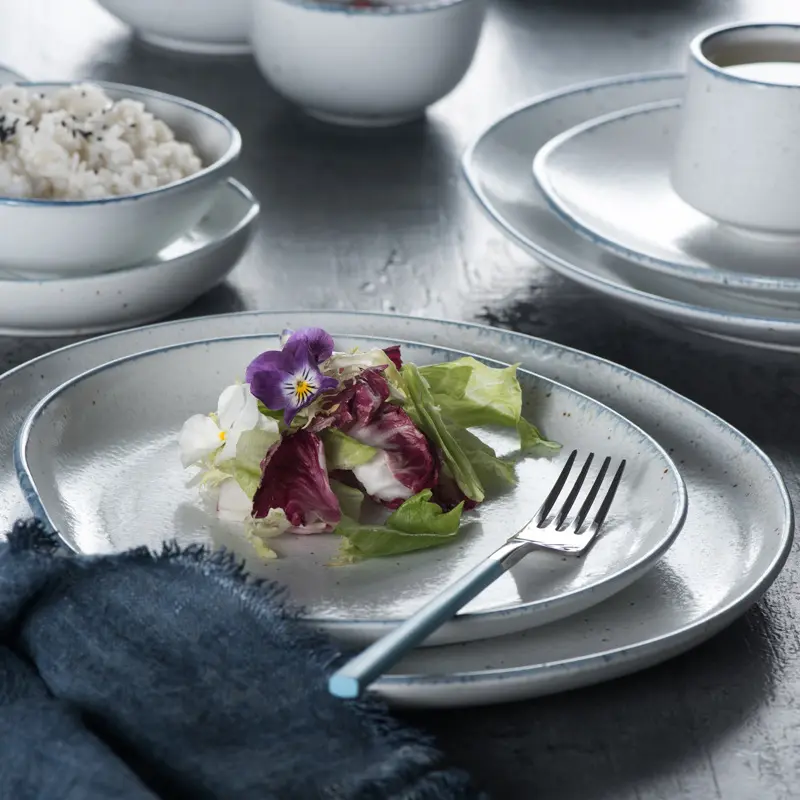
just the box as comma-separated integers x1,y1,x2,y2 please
15,334,686,647
0,178,258,337
533,100,800,303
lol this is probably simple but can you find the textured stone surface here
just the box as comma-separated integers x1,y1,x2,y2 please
2,1,800,797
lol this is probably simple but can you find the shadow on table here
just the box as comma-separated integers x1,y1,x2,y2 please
408,605,781,799
170,283,248,320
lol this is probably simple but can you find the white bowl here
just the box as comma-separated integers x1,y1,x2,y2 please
251,0,487,127
0,81,241,278
96,0,251,55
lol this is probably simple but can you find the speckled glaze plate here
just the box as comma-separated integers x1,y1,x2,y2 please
0,312,792,707
463,72,800,351
0,178,259,337
14,334,686,647
533,100,800,303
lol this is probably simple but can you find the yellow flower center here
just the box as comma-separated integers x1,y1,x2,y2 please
294,378,313,401
218,430,226,441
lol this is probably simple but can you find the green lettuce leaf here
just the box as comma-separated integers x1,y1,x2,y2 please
257,401,284,424
517,418,561,452
402,364,484,503
419,357,559,451
244,508,291,560
194,428,278,500
236,428,279,471
329,479,365,520
335,490,464,563
321,429,377,471
447,424,516,493
418,357,521,428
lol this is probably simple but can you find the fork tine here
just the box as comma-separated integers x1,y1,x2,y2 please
555,452,594,530
571,456,611,533
536,449,577,526
590,459,626,533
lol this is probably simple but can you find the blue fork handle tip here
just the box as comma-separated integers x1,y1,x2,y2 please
329,673,361,700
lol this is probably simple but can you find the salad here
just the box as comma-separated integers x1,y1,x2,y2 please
178,328,558,562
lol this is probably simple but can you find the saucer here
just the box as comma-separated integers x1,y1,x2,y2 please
0,178,259,337
462,72,800,352
533,100,800,303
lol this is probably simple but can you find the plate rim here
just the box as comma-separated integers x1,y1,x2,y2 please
533,98,800,294
14,330,689,634
0,310,793,701
462,70,800,334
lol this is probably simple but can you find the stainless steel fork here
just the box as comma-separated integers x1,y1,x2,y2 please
328,450,626,699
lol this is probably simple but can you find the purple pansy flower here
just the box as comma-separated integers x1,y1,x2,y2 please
246,328,338,425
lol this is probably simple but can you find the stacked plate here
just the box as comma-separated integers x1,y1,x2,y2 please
1,310,792,708
463,70,800,352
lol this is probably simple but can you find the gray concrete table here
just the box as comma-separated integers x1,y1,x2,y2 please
3,1,800,797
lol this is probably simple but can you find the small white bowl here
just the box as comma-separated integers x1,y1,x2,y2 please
95,0,251,55
251,0,486,127
0,81,241,278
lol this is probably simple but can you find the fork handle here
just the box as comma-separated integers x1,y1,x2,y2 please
328,539,535,699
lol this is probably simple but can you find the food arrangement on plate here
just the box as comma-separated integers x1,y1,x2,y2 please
17,329,686,648
178,326,558,562
3,311,791,707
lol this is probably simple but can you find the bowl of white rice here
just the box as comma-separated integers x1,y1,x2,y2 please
0,81,241,277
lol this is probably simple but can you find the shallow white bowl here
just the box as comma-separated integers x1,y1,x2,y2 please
0,81,240,278
0,178,259,337
96,0,251,55
251,0,486,127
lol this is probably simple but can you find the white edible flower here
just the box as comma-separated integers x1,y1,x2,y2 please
178,383,277,468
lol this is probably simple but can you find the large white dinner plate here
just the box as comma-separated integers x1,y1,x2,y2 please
0,178,258,337
0,311,792,707
533,100,800,304
15,334,685,647
463,72,800,351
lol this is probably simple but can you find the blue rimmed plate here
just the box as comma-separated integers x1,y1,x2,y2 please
533,99,800,305
14,333,685,648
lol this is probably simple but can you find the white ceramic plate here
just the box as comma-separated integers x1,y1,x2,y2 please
534,99,800,303
463,72,800,351
15,334,685,647
0,178,258,337
0,311,791,707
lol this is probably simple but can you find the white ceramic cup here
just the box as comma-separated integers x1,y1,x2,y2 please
670,22,800,236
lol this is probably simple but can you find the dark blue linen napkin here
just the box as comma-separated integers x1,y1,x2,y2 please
0,520,484,800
